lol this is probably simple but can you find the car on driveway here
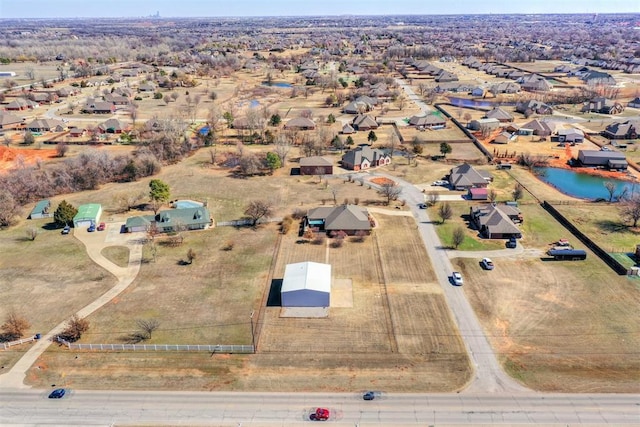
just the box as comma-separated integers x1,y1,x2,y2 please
97,222,106,231
480,258,494,270
87,223,96,232
452,271,463,286
418,203,427,209
48,388,66,399
61,225,70,235
432,180,448,186
506,237,517,248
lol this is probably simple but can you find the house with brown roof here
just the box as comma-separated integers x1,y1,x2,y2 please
602,120,638,140
300,156,333,175
0,112,23,130
581,98,624,114
521,119,558,137
341,146,390,171
82,99,116,114
470,204,522,239
409,114,446,129
351,114,378,131
284,117,316,130
516,100,552,115
306,204,371,235
98,118,129,134
5,98,39,111
517,74,552,92
484,107,513,123
26,118,65,133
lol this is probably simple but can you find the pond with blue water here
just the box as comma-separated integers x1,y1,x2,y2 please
535,167,637,201
263,82,293,88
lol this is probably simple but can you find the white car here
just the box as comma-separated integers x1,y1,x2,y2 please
480,258,494,270
452,272,463,286
432,180,448,186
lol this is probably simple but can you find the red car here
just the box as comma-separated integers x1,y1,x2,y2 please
309,408,330,421
97,222,106,231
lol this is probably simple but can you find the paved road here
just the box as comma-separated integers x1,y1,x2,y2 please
395,77,431,115
1,390,638,425
0,223,144,389
369,172,528,393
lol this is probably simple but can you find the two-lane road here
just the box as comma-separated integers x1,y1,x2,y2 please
1,390,638,425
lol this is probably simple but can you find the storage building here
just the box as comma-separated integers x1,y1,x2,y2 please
281,262,331,308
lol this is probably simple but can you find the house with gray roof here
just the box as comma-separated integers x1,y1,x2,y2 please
351,114,378,131
341,146,390,171
581,98,624,115
521,119,558,137
284,117,316,130
517,74,552,92
448,163,491,190
98,118,129,134
603,120,638,140
125,206,212,233
516,100,552,115
578,150,627,170
484,107,513,123
409,113,446,129
300,156,333,176
26,118,65,133
0,112,23,130
470,204,522,239
306,204,371,235
29,200,52,219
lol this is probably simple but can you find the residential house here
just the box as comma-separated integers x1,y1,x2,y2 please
125,206,212,233
29,92,58,104
68,127,86,138
517,74,552,91
448,163,491,190
516,100,552,115
283,117,316,130
56,86,80,98
581,98,624,114
603,120,638,140
341,146,390,171
98,118,129,134
341,123,355,134
300,156,333,175
484,107,513,123
628,98,640,109
521,119,558,137
409,114,446,129
351,114,378,131
82,100,116,114
578,150,628,170
435,70,458,82
0,112,23,130
28,200,52,219
138,82,156,92
306,204,371,235
470,204,522,239
26,118,65,133
492,132,517,144
104,93,131,106
489,81,521,94
5,98,39,111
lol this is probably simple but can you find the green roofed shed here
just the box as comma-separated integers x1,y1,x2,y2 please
73,204,102,228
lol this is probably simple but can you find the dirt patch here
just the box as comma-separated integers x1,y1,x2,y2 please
0,146,58,171
369,177,396,186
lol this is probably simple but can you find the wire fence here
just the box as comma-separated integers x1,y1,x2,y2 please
56,338,253,354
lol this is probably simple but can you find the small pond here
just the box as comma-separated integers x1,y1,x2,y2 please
263,82,292,88
535,167,637,201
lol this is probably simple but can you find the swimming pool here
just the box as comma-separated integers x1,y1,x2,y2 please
174,200,204,209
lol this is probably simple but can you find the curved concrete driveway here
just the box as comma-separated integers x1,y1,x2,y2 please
368,171,529,393
0,222,143,389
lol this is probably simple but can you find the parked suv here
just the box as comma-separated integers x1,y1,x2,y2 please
506,237,517,248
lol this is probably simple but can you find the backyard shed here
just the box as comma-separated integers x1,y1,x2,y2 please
468,188,488,200
73,204,102,228
281,262,331,308
29,200,52,219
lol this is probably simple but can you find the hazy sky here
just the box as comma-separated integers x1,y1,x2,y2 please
0,0,638,18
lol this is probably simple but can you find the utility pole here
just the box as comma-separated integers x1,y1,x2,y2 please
250,310,256,352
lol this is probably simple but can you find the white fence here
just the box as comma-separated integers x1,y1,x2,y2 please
1,335,36,350
57,338,253,354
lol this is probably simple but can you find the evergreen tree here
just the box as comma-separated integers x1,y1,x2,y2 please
54,200,78,227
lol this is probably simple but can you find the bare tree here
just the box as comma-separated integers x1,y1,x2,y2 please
136,319,160,340
26,227,38,241
0,189,19,227
388,132,399,159
452,226,465,249
274,136,291,165
186,248,196,264
1,311,31,341
244,200,273,227
620,195,640,227
59,315,89,342
488,188,498,203
512,183,524,202
3,133,11,147
56,142,68,158
438,202,453,223
426,191,439,207
378,182,402,205
604,181,616,202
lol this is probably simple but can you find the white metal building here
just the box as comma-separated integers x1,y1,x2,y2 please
281,262,331,307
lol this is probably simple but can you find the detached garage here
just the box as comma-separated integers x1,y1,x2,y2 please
73,204,102,228
281,262,331,308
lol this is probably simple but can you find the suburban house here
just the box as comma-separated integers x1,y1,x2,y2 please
577,150,628,170
98,118,129,134
138,82,156,92
68,127,86,138
468,118,500,131
448,163,491,190
409,113,446,129
628,98,640,109
341,146,390,171
351,114,379,130
56,86,80,98
517,74,552,92
0,112,23,130
306,204,371,235
435,70,458,82
82,100,116,114
29,92,58,104
516,100,552,115
581,98,624,114
555,128,585,143
470,204,523,239
281,262,331,308
26,118,65,133
341,123,355,134
603,120,638,140
283,117,316,130
484,107,513,123
300,156,333,175
125,206,212,233
489,81,520,94
104,93,131,106
28,200,52,219
342,97,376,114
521,119,558,137
5,98,39,111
